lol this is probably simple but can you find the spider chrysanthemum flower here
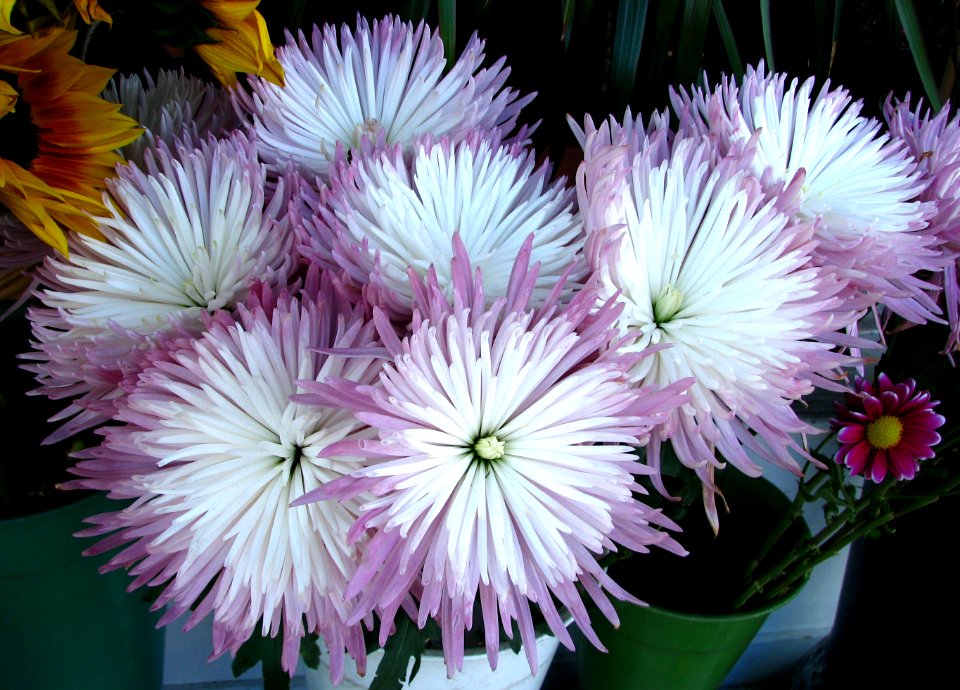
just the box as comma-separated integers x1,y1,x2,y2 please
296,237,690,676
575,115,854,530
299,133,583,318
239,15,532,180
67,278,382,680
831,373,944,482
25,132,297,442
885,95,960,347
671,63,939,323
103,69,239,167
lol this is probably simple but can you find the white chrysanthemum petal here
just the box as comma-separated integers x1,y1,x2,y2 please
240,16,532,180
25,133,296,443
577,114,856,529
301,135,583,317
671,64,939,321
68,288,382,680
300,245,689,676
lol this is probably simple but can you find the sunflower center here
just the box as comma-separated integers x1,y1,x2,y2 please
0,74,39,171
474,435,506,462
865,415,904,450
653,284,684,325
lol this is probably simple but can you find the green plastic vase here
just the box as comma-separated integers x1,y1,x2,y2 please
578,592,798,689
0,491,165,689
577,472,808,690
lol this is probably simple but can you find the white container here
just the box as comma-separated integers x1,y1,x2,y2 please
306,632,563,690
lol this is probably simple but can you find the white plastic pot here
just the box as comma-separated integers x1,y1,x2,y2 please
305,632,563,690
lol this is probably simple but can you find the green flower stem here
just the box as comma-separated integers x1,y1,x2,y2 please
737,466,960,610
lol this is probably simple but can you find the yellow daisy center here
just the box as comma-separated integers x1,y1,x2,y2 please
865,415,904,450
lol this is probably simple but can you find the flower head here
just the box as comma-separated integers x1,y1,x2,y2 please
885,95,960,347
296,236,690,676
299,133,583,318
671,63,938,323
103,69,239,167
831,373,945,482
575,113,855,530
25,132,296,442
68,276,382,680
239,15,532,180
0,27,142,252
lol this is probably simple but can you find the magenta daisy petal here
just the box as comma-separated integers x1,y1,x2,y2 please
295,240,690,677
299,132,583,319
239,15,533,180
67,277,383,680
24,132,297,442
671,63,939,322
575,112,856,530
831,373,945,482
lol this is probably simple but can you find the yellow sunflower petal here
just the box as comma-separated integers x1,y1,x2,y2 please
0,78,16,117
0,27,141,251
73,0,112,27
193,10,284,87
0,0,20,35
199,0,260,26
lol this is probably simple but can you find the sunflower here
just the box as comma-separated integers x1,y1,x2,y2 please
0,27,141,255
194,1,284,87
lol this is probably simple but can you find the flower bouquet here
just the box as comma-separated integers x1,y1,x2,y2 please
2,2,959,690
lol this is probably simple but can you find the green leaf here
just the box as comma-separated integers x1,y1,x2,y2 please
759,0,775,71
892,0,943,111
710,0,743,77
610,0,650,110
676,0,712,85
300,633,321,670
402,0,433,22
231,633,263,678
561,0,577,47
438,0,457,63
369,617,425,690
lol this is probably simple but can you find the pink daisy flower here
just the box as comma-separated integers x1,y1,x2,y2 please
239,15,533,180
67,274,383,680
24,133,297,442
298,132,583,319
574,113,856,530
671,63,939,323
831,373,945,482
295,236,690,677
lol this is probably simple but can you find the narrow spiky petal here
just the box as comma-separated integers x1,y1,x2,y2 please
576,113,856,530
299,132,583,319
295,240,690,676
238,15,533,180
24,132,297,442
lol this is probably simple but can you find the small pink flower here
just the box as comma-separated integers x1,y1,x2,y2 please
831,373,945,482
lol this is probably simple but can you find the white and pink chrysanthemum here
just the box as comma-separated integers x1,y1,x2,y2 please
671,63,939,324
295,236,690,677
298,133,583,319
24,132,297,442
885,95,960,348
239,15,533,180
575,114,855,530
103,69,240,167
68,276,383,680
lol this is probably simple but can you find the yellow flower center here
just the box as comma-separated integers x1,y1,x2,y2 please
865,415,904,450
474,435,506,461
